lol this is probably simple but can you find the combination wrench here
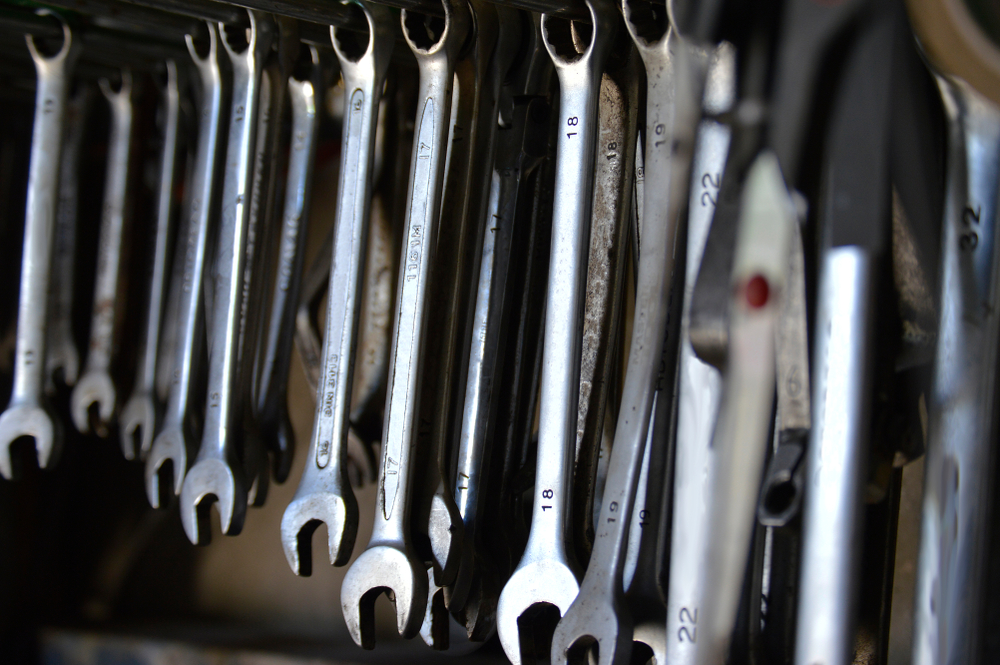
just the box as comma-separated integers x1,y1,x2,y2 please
120,59,183,461
495,3,615,663
0,10,77,479
146,22,224,508
281,0,393,576
46,83,90,394
657,41,734,665
911,65,1000,665
179,9,274,544
71,69,135,439
551,16,702,665
339,0,469,646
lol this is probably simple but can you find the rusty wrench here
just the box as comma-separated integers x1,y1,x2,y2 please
179,9,274,544
339,0,469,647
120,59,183,460
281,0,394,575
0,10,77,479
71,70,134,438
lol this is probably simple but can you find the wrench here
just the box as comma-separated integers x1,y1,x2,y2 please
656,40,734,665
911,68,1000,665
0,10,77,480
281,0,393,576
551,16,702,664
120,59,183,461
71,70,135,439
495,3,615,663
569,34,639,570
45,83,90,393
794,7,896,664
179,9,274,544
339,0,469,646
145,22,224,508
693,153,794,665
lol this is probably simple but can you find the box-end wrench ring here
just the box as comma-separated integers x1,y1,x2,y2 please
0,10,77,480
121,59,182,461
179,9,274,544
339,0,469,647
145,23,224,507
495,2,616,663
71,69,134,438
281,0,394,576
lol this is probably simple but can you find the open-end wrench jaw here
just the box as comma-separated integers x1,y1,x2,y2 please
281,0,393,577
120,396,157,460
180,456,245,543
496,1,615,662
71,371,116,435
0,11,77,480
341,0,468,647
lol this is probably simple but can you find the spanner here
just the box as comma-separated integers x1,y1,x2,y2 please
45,83,90,393
339,0,469,646
495,3,615,663
657,41,734,665
694,153,794,665
71,69,135,439
281,0,393,576
0,10,77,480
911,65,1000,665
146,22,224,508
120,59,182,461
551,16,703,665
794,7,896,664
179,9,274,544
569,31,638,570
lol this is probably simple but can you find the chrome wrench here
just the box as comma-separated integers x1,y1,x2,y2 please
179,9,274,544
146,22,224,508
339,0,469,646
71,70,135,438
551,18,703,665
281,0,393,576
120,59,182,461
495,3,615,663
659,40,734,665
46,83,90,393
0,10,77,479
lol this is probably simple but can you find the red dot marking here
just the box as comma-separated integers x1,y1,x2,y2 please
745,274,770,308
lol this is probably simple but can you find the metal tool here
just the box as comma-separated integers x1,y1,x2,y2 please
495,3,616,662
45,83,90,394
694,153,794,665
0,10,77,480
71,69,135,439
146,21,224,508
659,40,733,665
339,0,469,646
569,34,638,571
551,13,701,662
910,56,1000,665
793,7,896,664
179,9,274,544
281,0,393,576
120,60,183,461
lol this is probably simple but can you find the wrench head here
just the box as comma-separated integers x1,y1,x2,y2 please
631,618,666,665
550,594,632,665
340,544,428,647
71,371,116,436
120,392,156,461
280,485,359,575
145,424,190,508
0,401,63,480
428,489,464,586
179,458,247,544
45,340,80,390
497,559,579,665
